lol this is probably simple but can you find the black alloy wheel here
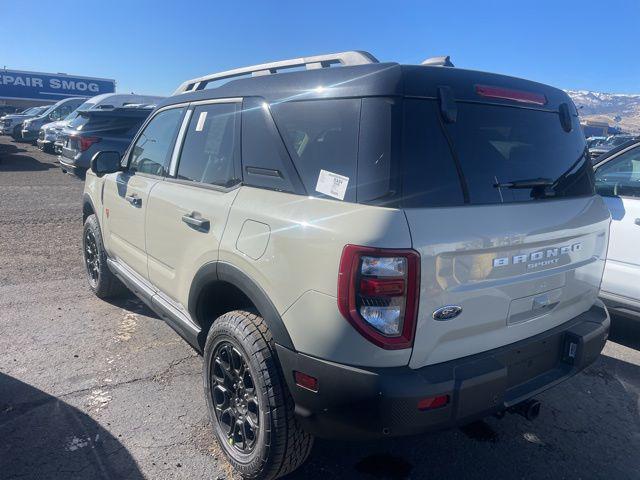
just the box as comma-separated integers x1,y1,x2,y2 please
84,229,100,287
210,341,260,454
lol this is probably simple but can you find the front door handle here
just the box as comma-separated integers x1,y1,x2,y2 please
125,194,142,207
182,212,210,232
635,218,640,226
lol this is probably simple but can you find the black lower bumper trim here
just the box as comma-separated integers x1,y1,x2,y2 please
276,304,609,440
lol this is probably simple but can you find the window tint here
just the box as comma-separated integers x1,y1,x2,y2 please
595,146,640,198
272,99,360,202
53,104,75,119
129,107,184,176
402,99,465,207
241,97,301,193
176,103,239,187
444,103,593,204
358,98,401,205
70,113,150,134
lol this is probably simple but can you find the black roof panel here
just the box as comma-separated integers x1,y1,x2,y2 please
158,62,572,112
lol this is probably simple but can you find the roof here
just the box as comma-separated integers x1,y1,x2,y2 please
158,56,572,112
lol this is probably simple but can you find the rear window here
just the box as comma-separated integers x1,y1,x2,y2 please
403,100,594,206
446,103,593,204
68,113,148,135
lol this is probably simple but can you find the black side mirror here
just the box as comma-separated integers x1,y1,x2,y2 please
90,151,121,177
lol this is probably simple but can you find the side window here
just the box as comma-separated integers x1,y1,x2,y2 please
595,146,640,198
176,103,239,187
54,104,72,119
272,99,360,202
241,97,302,194
129,107,184,176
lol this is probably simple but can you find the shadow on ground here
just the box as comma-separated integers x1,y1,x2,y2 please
0,141,57,171
609,313,640,351
0,373,143,480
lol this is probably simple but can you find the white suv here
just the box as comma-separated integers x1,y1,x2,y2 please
594,139,640,317
82,51,611,479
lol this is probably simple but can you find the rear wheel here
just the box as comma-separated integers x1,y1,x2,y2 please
11,126,21,141
203,310,313,479
82,214,125,298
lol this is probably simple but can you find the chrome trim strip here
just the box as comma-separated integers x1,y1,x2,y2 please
168,108,193,177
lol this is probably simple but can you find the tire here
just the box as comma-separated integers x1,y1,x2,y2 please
82,214,126,298
11,126,21,141
203,310,313,479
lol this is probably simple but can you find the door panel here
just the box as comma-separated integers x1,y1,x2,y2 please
102,172,160,278
600,196,640,300
145,101,241,307
146,182,239,305
102,106,187,279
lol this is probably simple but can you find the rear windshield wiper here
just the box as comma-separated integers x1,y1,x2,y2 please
493,178,554,189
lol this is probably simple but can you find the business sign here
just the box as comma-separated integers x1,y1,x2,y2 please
0,69,116,102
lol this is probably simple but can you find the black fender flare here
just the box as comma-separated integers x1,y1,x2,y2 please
82,193,98,223
188,261,295,350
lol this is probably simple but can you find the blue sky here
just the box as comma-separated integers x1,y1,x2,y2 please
1,0,638,96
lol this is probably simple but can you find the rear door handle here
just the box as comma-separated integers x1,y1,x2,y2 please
635,218,640,226
125,194,142,207
182,212,210,232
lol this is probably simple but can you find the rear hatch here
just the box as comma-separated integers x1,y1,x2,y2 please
60,109,150,160
401,68,610,368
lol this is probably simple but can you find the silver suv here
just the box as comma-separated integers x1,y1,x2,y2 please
82,51,611,479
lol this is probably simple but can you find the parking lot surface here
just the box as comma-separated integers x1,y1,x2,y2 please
1,135,639,479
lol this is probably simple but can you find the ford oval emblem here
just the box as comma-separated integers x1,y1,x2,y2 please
432,305,463,321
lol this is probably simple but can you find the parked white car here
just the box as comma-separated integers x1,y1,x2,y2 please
594,139,640,317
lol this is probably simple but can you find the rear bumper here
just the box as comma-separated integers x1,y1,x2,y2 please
37,139,54,150
277,303,609,439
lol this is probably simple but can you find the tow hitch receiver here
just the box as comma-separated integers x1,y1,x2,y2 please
509,398,541,421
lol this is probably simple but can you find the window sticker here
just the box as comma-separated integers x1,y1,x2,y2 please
195,111,207,132
315,169,349,200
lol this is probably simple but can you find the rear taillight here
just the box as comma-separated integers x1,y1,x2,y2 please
70,134,101,152
475,84,547,106
338,245,420,350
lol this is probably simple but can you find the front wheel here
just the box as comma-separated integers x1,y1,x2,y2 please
203,310,313,479
82,214,125,298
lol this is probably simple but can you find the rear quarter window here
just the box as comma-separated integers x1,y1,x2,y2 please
272,99,360,202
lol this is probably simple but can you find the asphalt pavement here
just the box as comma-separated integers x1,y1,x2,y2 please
1,136,639,479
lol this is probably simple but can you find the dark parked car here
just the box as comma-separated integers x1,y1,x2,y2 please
0,105,22,117
58,106,153,176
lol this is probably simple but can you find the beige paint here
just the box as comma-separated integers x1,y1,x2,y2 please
145,180,239,305
101,172,160,279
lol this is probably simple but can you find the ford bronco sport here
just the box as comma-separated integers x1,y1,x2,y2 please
82,51,611,479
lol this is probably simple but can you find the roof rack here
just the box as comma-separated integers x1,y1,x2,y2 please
172,51,379,95
421,55,454,67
